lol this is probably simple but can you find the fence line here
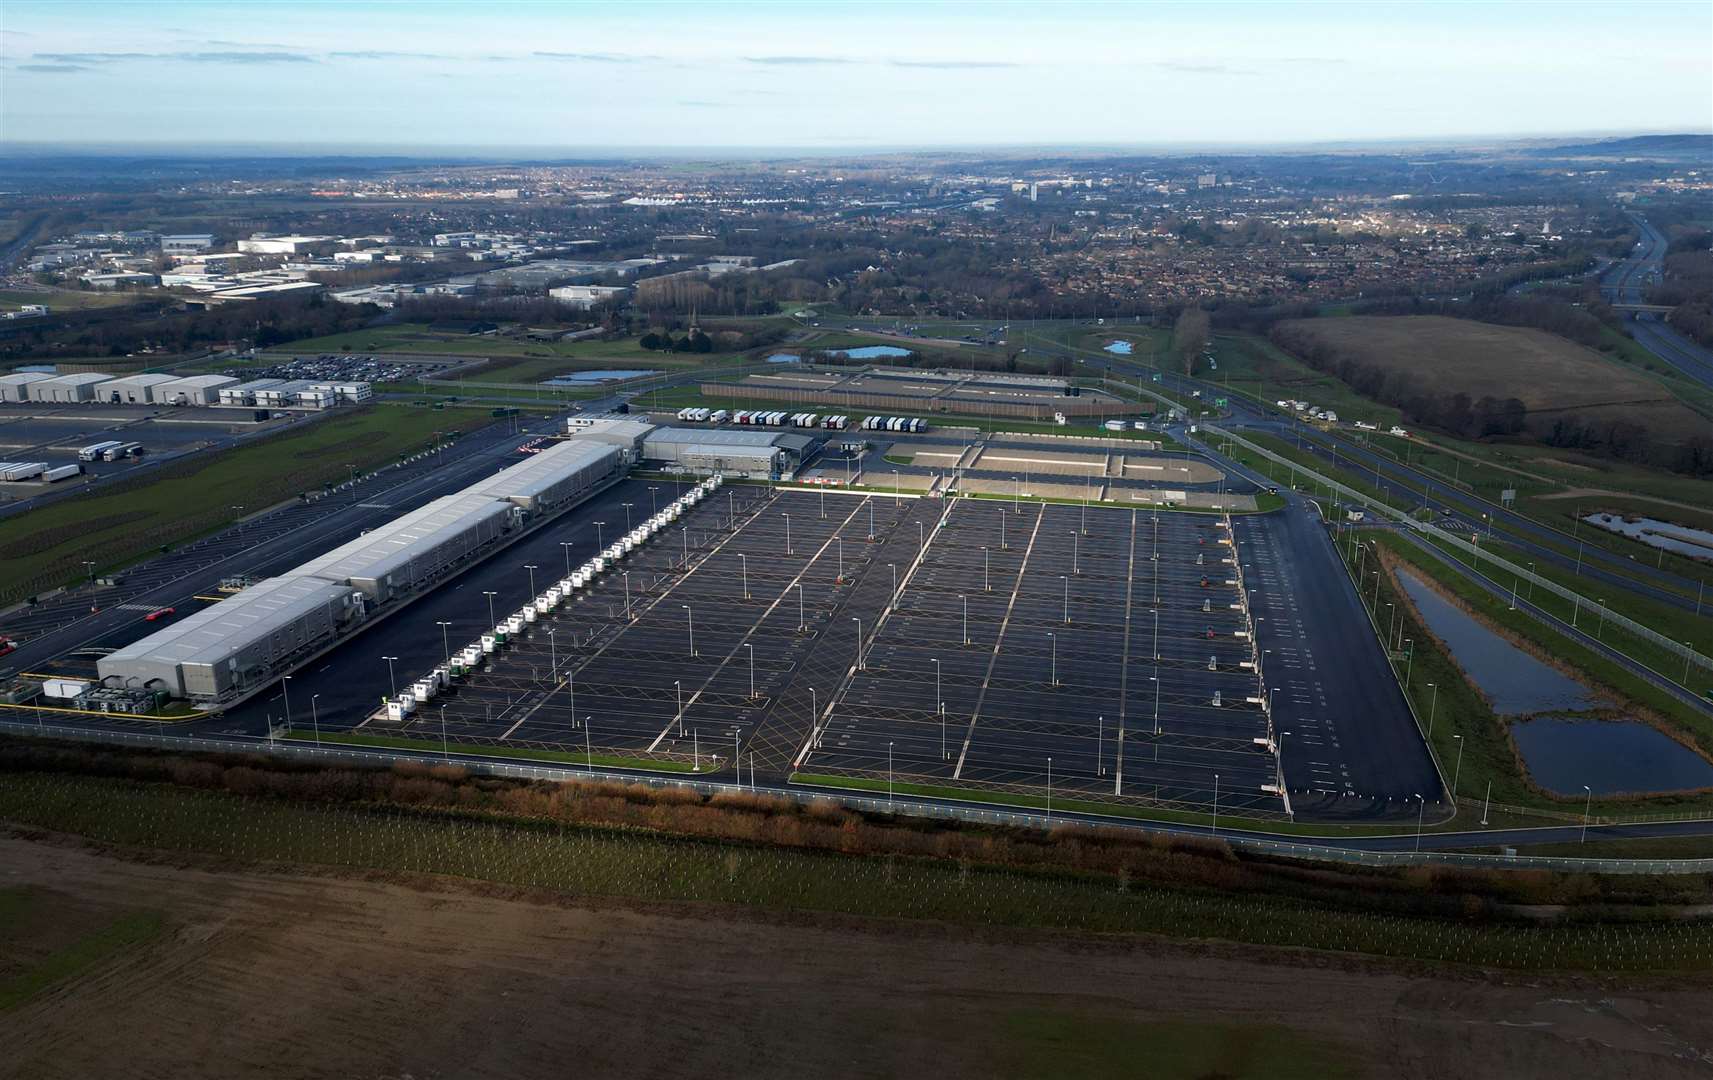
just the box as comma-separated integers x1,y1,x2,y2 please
1205,424,1712,684
5,720,1711,875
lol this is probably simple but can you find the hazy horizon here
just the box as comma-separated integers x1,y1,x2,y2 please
3,0,1709,150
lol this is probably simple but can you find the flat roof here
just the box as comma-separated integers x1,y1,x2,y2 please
295,492,514,587
0,372,56,386
39,373,114,387
461,439,617,503
644,427,789,449
101,575,356,670
100,373,179,387
161,374,239,389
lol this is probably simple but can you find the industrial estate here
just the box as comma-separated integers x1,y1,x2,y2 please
2,4,1711,1074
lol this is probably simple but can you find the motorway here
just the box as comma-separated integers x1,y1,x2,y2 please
1604,214,1713,389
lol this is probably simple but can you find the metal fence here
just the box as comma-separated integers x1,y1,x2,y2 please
1205,425,1712,684
6,719,1712,875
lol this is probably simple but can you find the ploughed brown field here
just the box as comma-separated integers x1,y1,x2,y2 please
1273,315,1707,444
3,831,1709,1080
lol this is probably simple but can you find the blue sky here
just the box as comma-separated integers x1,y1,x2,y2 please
2,1,1708,151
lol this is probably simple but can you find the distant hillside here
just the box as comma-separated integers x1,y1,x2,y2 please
1525,134,1713,158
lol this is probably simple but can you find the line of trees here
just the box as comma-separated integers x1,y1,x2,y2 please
1268,321,1712,474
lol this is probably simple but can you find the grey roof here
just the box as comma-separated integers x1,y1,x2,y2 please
676,443,781,462
99,373,178,388
160,374,238,390
226,378,286,393
644,426,789,449
0,372,54,385
39,373,114,387
100,575,355,668
294,492,513,585
463,438,617,504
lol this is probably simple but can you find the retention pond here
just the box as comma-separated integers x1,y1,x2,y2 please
1394,565,1713,795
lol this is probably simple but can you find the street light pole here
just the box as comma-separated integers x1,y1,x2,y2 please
783,512,792,555
436,620,452,665
483,591,497,627
1414,794,1425,852
1426,682,1438,737
961,594,969,645
1581,784,1592,843
745,642,755,699
1048,632,1058,687
381,656,398,698
851,617,864,671
310,693,321,747
1451,733,1465,801
982,546,990,592
561,541,574,576
281,675,293,732
796,583,805,632
682,604,695,657
739,553,749,600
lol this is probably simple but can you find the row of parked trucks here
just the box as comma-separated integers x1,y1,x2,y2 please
859,415,929,432
381,474,725,723
77,440,144,462
0,461,82,482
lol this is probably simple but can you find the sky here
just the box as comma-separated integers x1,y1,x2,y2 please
2,0,1709,153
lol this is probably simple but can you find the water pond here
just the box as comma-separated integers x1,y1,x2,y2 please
540,369,659,386
1394,566,1604,715
1511,717,1713,795
1103,340,1133,355
831,345,912,359
1583,512,1713,561
764,353,802,364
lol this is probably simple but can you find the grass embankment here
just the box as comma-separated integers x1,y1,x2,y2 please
283,729,698,773
0,287,144,314
5,745,1713,973
1208,332,1403,426
0,404,489,602
1354,529,1713,818
0,886,164,1012
1335,430,1713,597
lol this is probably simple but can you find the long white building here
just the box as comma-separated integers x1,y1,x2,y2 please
98,438,624,701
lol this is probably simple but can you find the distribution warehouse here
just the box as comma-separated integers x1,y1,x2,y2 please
98,438,624,700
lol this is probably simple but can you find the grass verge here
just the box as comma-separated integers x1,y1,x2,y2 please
284,729,699,772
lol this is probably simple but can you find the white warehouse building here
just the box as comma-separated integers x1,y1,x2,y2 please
155,374,239,405
100,373,180,404
29,373,114,403
0,372,55,402
98,437,626,701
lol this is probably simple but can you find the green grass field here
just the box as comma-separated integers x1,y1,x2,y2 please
0,288,146,314
5,769,1711,973
283,729,699,772
0,405,488,602
0,886,164,1012
992,1013,1358,1080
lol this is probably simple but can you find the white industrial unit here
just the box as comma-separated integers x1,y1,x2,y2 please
219,379,286,406
100,373,179,404
29,373,113,403
156,374,239,405
100,438,626,701
0,372,54,402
